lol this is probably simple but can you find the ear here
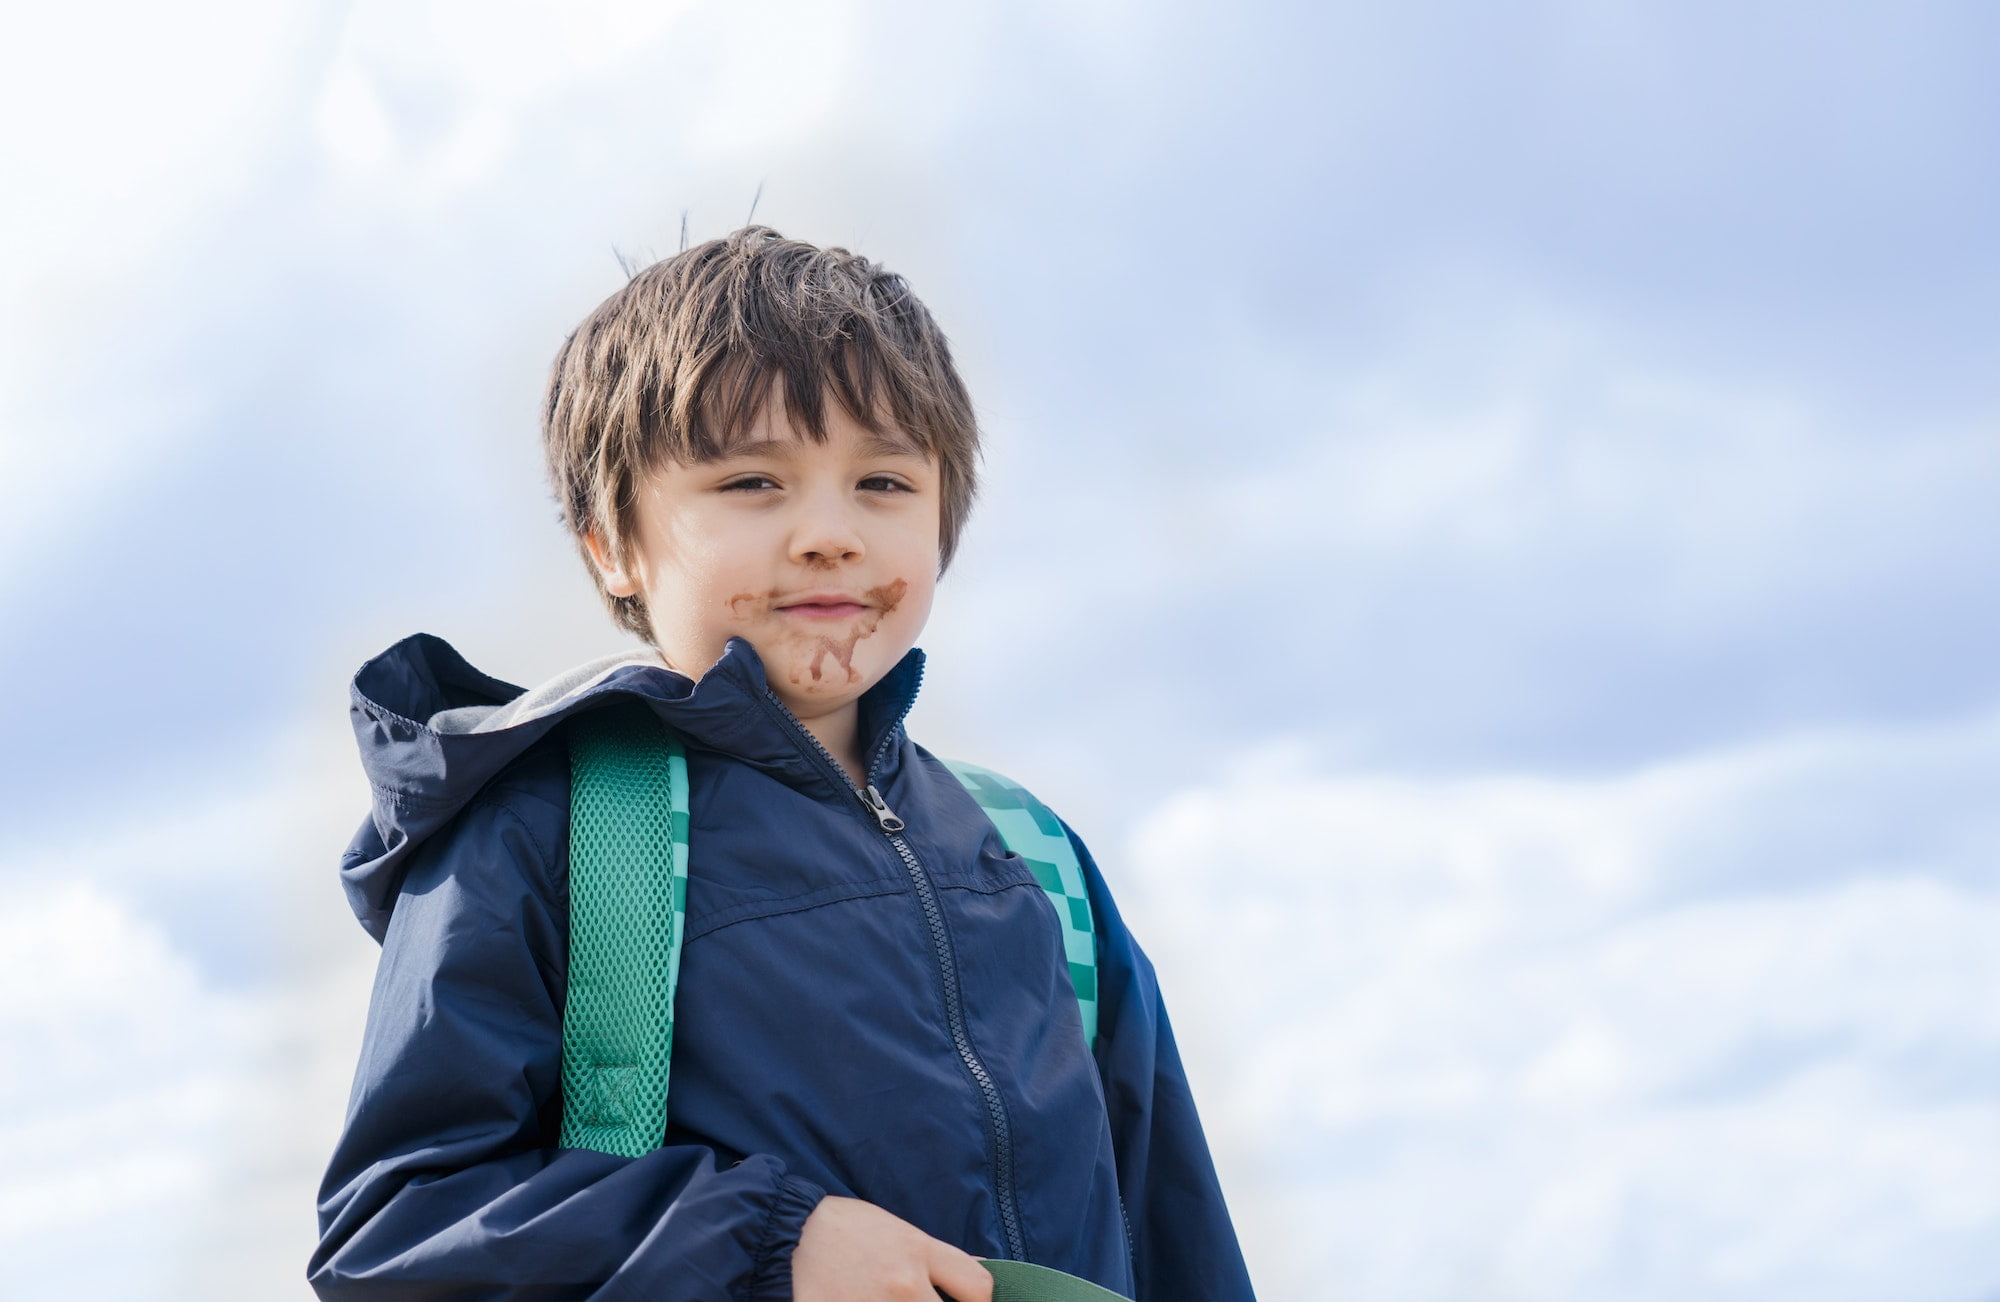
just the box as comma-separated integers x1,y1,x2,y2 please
583,529,643,598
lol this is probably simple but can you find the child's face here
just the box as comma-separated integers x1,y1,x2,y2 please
587,384,941,726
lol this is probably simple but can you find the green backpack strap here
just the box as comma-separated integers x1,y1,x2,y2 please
941,761,1099,1054
560,703,690,1158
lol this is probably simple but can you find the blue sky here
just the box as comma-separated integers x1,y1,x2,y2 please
1,2,1996,1298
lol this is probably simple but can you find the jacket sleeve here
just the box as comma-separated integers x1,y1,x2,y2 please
1062,819,1258,1302
309,791,824,1301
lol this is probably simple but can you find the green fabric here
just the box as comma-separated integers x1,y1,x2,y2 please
559,704,689,1158
972,1259,1133,1301
940,761,1100,1053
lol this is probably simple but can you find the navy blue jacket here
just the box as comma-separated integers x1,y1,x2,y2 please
310,632,1255,1300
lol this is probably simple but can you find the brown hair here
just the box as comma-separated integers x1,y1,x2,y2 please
542,225,981,641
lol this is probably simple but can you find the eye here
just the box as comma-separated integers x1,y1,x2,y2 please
719,474,778,492
859,474,913,493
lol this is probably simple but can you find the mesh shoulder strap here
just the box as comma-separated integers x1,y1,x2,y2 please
560,703,690,1157
941,760,1099,1053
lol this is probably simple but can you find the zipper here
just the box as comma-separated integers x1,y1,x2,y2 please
762,684,1028,1262
858,783,905,832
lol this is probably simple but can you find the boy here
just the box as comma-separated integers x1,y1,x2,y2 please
310,226,1255,1300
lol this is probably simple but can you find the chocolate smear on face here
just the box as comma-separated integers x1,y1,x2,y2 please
784,577,909,686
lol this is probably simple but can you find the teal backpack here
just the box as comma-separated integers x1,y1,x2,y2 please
556,703,1101,1161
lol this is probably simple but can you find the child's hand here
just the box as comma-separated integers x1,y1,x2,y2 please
792,1195,994,1302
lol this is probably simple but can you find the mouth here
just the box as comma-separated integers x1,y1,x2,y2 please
774,593,872,620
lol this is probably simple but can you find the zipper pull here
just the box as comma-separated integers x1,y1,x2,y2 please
859,784,906,833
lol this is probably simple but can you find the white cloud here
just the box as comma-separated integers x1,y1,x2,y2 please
177,950,378,1302
307,0,704,189
1212,312,1996,622
1021,298,1999,622
1120,711,2000,1300
0,708,377,1300
0,2,314,591
0,880,258,1293
0,3,303,238
302,0,913,200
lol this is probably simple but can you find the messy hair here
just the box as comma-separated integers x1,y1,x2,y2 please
542,224,981,642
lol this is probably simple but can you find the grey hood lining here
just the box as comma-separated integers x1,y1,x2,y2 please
428,648,673,735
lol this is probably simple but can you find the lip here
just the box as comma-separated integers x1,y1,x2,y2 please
774,592,872,619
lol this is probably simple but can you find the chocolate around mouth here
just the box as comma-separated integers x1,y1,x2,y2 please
722,579,911,685
806,578,909,685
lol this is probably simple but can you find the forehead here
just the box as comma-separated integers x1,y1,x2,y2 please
699,382,935,463
712,430,932,461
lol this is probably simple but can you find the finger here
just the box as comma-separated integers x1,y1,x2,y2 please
927,1245,994,1302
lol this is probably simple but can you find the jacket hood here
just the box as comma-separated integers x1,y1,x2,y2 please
339,631,926,942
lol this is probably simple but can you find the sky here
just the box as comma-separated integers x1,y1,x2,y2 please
1,1,1997,1298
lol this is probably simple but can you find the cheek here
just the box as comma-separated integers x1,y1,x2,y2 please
890,538,941,631
669,533,759,618
644,532,764,652
886,573,936,634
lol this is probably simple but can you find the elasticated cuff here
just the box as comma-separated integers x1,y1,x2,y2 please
742,1173,827,1300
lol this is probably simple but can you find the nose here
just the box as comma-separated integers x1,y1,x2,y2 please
789,484,865,569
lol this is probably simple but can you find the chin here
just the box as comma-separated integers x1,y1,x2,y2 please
762,619,903,694
773,651,877,695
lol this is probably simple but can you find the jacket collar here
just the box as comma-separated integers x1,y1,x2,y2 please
350,632,925,813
